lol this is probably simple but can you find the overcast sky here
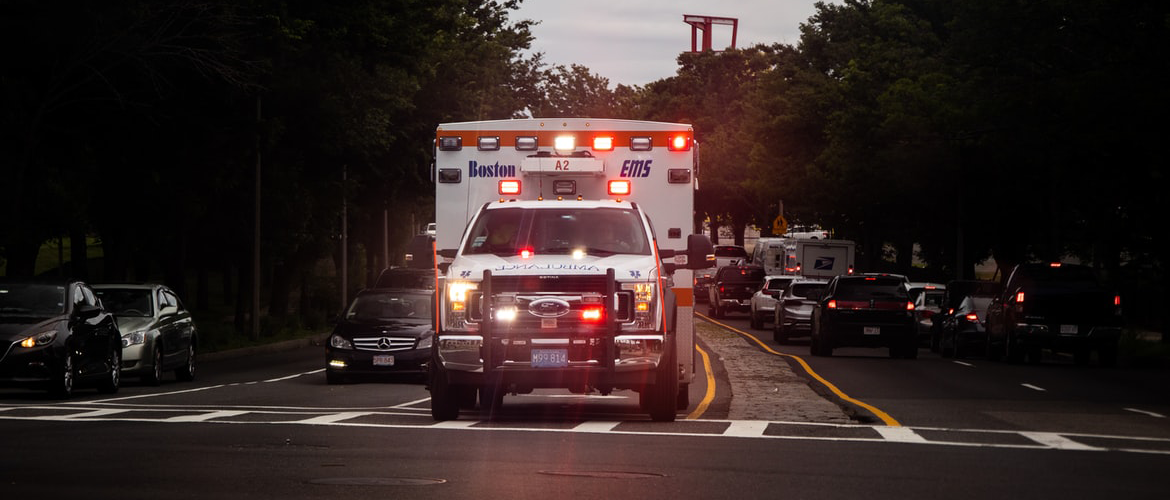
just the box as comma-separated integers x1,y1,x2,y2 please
510,0,833,87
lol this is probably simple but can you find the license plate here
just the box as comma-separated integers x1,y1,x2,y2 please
541,318,557,329
863,326,880,335
373,354,395,366
531,348,568,368
1060,324,1078,334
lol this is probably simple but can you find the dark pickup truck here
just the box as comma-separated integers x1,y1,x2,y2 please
985,262,1123,365
706,265,765,318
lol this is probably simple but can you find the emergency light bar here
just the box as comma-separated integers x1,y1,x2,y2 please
668,135,692,151
630,137,652,151
477,136,500,151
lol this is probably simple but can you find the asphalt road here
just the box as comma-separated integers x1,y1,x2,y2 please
2,317,1170,499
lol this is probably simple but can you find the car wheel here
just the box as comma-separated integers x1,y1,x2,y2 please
175,342,196,382
97,346,121,394
713,302,724,319
143,345,163,386
773,315,787,344
53,353,76,398
326,370,346,384
749,309,762,330
940,331,955,358
1005,333,1025,363
953,336,965,359
479,382,505,416
706,302,716,317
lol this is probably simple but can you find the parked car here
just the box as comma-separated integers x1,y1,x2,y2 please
0,279,122,396
773,279,828,344
810,273,917,358
907,282,946,346
326,288,435,383
749,275,798,330
93,284,198,385
706,265,766,318
985,262,1122,365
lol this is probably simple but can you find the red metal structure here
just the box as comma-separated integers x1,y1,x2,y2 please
683,15,738,52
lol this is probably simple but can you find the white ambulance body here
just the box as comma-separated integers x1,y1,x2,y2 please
429,118,712,422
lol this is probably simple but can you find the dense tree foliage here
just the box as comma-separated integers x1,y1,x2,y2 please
3,0,1167,336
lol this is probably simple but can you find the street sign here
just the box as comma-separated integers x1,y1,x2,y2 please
773,215,787,235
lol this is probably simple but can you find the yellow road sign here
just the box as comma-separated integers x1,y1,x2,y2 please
773,215,787,235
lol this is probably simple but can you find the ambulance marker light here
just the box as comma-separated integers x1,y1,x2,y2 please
499,180,521,195
608,180,631,196
520,247,535,259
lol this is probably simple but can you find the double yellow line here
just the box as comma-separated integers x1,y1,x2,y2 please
688,315,901,426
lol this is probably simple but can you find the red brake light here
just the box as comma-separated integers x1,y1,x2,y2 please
1015,291,1025,303
667,134,692,151
827,300,837,309
964,313,979,321
906,302,915,311
592,136,614,151
607,180,631,196
1049,262,1062,268
1114,295,1121,306
499,180,521,195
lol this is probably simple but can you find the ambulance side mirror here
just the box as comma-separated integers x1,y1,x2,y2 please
686,234,714,270
437,249,457,259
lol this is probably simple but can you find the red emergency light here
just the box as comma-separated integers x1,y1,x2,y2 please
581,306,603,322
608,180,631,196
667,134,692,151
499,180,521,195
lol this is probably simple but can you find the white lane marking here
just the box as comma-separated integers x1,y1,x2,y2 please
70,384,225,403
1020,432,1101,451
1021,383,1047,392
165,410,247,422
393,397,433,409
430,420,477,429
297,412,372,424
573,421,621,433
724,420,770,438
62,409,129,419
952,361,974,367
1124,408,1166,418
874,426,929,443
264,369,324,383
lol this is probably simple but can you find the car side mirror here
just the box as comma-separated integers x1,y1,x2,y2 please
75,304,102,319
686,234,714,270
160,305,179,316
437,248,457,259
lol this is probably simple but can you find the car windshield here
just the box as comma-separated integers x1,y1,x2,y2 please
834,278,909,300
790,283,826,298
919,290,945,308
0,283,66,316
346,292,432,321
714,246,747,258
94,288,153,317
462,207,650,256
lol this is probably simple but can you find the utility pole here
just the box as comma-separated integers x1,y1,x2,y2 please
251,96,261,341
341,166,348,313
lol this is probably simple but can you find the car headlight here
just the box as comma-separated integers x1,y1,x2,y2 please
330,335,353,350
417,335,433,350
121,330,149,348
19,330,57,348
447,281,479,311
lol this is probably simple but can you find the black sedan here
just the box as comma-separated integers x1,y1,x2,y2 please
0,280,122,396
325,288,434,384
810,273,917,358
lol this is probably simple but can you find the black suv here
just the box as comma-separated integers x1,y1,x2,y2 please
985,263,1122,365
810,273,917,358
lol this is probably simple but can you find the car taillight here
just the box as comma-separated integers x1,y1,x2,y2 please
964,312,979,322
827,300,837,309
1015,291,1025,303
1114,295,1121,306
906,302,915,311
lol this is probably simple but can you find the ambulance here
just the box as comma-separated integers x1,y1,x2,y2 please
429,118,713,422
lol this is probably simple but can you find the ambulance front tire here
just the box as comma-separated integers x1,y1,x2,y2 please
429,366,459,421
647,337,679,422
677,383,690,411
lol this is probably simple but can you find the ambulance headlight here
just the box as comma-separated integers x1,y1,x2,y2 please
447,281,478,309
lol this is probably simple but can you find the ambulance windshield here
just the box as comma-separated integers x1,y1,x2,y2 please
463,207,651,257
